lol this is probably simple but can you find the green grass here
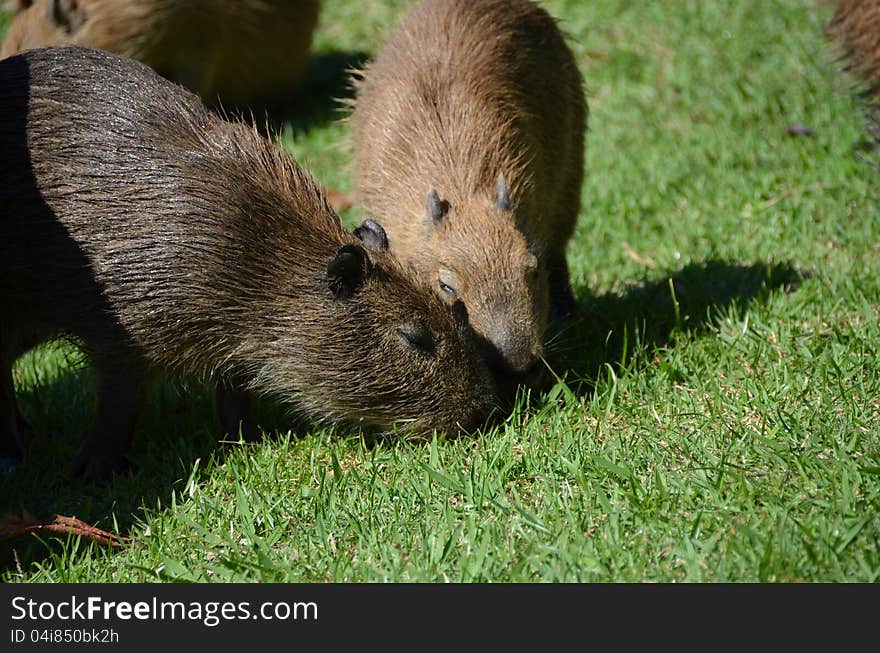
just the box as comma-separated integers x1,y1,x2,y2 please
2,0,879,582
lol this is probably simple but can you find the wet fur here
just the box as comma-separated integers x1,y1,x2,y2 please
0,46,498,481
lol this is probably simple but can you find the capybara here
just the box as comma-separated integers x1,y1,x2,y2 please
350,0,587,384
1,0,320,107
0,46,498,481
827,0,880,139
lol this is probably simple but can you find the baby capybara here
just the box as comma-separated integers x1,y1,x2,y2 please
0,46,498,482
351,0,587,386
1,0,320,107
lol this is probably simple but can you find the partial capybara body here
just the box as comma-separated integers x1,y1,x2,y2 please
827,0,880,138
1,0,320,107
0,46,498,481
351,0,587,383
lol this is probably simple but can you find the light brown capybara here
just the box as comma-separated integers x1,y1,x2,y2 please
350,0,587,388
0,46,498,482
1,0,321,107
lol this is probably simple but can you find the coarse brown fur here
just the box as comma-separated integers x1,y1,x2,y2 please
1,0,320,107
0,46,498,482
827,0,880,138
350,0,587,385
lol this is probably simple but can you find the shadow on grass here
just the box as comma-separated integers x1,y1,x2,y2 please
222,50,369,136
0,356,301,575
543,259,810,394
0,259,807,573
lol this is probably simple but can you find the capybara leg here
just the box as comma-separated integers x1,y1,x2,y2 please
0,354,23,461
69,362,145,483
216,377,259,442
547,255,577,323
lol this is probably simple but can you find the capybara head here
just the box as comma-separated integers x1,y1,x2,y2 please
361,176,549,378
252,235,501,437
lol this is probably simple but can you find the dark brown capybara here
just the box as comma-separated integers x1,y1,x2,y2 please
350,0,587,388
826,0,880,139
1,0,321,107
0,46,498,482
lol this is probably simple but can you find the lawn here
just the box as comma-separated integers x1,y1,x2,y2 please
1,0,878,582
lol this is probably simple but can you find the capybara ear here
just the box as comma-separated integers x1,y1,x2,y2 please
46,0,86,33
425,189,449,226
496,174,512,211
353,218,389,251
326,243,372,298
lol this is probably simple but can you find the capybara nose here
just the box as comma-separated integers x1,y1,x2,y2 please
482,328,540,377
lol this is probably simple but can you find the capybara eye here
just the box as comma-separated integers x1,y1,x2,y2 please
396,322,436,353
438,278,457,297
